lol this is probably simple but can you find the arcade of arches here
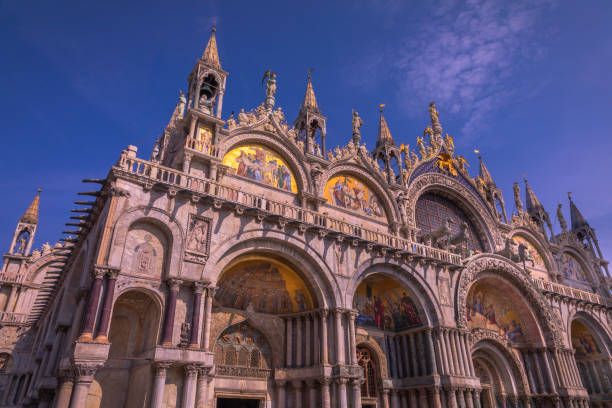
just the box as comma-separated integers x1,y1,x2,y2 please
3,27,612,408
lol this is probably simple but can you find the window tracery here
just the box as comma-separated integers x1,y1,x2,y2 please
357,347,378,399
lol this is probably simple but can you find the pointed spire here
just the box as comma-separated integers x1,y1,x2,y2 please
21,188,41,224
377,104,394,145
568,192,590,231
300,69,320,113
477,154,496,187
201,23,221,69
523,176,544,214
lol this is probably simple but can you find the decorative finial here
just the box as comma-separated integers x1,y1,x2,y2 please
568,191,573,200
379,103,386,113
37,187,42,193
307,67,314,80
522,174,527,183
212,21,216,33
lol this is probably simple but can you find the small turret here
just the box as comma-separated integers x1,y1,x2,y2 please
523,176,553,240
371,105,402,184
476,155,507,223
8,189,41,256
294,69,326,157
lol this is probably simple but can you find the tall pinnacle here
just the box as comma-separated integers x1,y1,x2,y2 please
377,104,394,145
568,192,590,231
21,188,41,224
300,69,320,113
477,154,496,187
201,24,221,69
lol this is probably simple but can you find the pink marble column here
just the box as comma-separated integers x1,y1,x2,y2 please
202,286,215,351
285,318,293,367
196,367,210,408
94,269,119,342
150,363,171,408
320,310,329,365
320,378,331,408
161,279,182,346
348,310,358,365
189,282,205,348
335,309,345,365
78,269,105,341
296,317,303,367
293,381,303,408
276,380,286,408
305,314,312,366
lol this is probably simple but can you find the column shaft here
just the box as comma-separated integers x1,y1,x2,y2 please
202,287,215,351
161,280,181,346
181,366,197,408
321,379,331,408
348,312,358,365
335,309,345,365
320,311,329,365
189,284,204,348
94,271,118,341
150,364,168,408
196,369,209,408
305,315,312,367
286,318,293,367
296,317,303,367
78,272,104,340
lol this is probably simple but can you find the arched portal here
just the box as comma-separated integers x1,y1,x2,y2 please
570,317,612,400
93,290,162,408
472,340,521,408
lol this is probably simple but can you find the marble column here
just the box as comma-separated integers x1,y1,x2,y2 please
390,389,400,408
417,332,427,376
68,364,98,408
531,350,545,393
348,311,358,366
456,388,466,408
335,309,345,365
189,283,205,348
202,286,215,351
444,330,456,375
409,389,418,408
418,388,428,407
459,333,471,376
446,388,458,408
409,333,419,376
351,379,362,408
276,380,286,408
285,317,293,367
52,369,74,408
400,390,408,408
425,329,438,375
522,350,538,394
296,317,303,367
313,313,320,366
337,378,348,408
473,390,481,408
305,314,312,366
539,349,557,393
306,380,317,408
293,381,303,408
437,329,449,375
78,269,104,341
381,389,390,408
388,336,398,378
552,349,568,388
453,331,465,375
93,269,119,342
320,378,331,408
320,310,329,365
150,363,170,408
181,365,198,408
431,387,443,408
196,367,210,408
401,335,411,377
5,285,17,312
161,279,182,346
465,390,474,408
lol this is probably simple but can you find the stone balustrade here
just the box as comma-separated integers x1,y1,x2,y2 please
0,271,26,284
185,136,220,157
534,278,612,307
116,156,463,267
0,312,28,325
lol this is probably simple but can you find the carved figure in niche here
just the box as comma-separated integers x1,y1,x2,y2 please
15,230,29,255
134,235,156,274
179,322,191,348
188,218,209,254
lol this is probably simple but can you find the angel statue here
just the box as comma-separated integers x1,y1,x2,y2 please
513,182,523,214
352,110,363,142
262,69,277,99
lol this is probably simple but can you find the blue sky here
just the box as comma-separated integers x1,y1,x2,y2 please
1,0,611,258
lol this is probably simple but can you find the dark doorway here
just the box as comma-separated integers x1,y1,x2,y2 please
216,398,260,408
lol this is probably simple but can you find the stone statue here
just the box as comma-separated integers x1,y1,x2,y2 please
352,110,363,138
238,109,248,125
227,111,236,129
262,70,277,99
429,101,440,128
15,235,26,255
178,90,186,116
513,182,523,214
557,204,568,232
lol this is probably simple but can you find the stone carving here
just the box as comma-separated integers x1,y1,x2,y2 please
438,277,451,306
513,182,523,214
134,235,156,274
557,204,567,232
187,216,211,255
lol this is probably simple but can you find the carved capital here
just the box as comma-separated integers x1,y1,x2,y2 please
184,364,199,377
153,362,172,377
166,278,183,291
292,380,303,389
206,286,217,298
72,363,100,379
193,281,206,294
319,309,329,320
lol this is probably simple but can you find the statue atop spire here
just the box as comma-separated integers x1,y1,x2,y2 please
557,203,568,232
262,69,277,110
202,23,221,69
352,110,363,144
513,182,523,214
429,101,442,136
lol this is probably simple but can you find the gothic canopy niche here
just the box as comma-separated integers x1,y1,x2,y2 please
353,274,422,332
323,174,386,220
222,144,298,193
214,322,272,378
215,256,314,314
415,192,485,254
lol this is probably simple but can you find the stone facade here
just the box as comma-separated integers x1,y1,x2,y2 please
1,28,611,408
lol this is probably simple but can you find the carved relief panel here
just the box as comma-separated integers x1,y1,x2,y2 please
184,214,211,265
121,221,167,278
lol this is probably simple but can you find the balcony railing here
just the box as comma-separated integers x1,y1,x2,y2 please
534,278,611,307
116,156,462,267
0,312,28,325
185,137,220,157
0,272,25,284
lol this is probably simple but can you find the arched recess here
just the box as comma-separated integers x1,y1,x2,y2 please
356,344,382,405
217,132,309,196
557,248,594,288
321,164,400,227
471,339,528,406
108,206,183,278
94,289,162,408
406,173,500,252
509,228,555,281
457,255,563,348
204,230,341,310
213,321,273,379
568,312,612,395
347,261,442,327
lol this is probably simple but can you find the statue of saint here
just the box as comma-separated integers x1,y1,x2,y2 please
557,204,568,232
352,110,363,136
262,70,277,99
513,182,523,214
429,101,440,127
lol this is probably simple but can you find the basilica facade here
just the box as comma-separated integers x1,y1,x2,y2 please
0,27,611,408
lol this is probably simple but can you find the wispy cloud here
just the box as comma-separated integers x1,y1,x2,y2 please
373,0,557,140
